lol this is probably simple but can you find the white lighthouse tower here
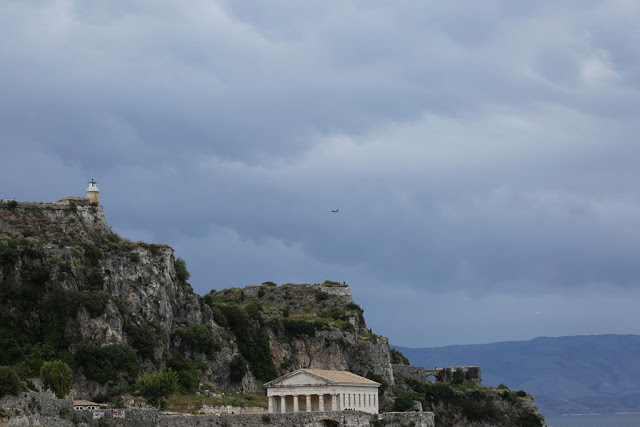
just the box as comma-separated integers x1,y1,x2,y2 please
86,179,99,205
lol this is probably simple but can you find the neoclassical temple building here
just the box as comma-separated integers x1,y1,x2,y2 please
265,369,380,414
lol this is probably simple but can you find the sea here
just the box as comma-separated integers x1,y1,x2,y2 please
544,413,640,427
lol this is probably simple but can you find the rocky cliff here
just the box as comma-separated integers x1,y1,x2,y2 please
0,201,394,400
0,200,545,426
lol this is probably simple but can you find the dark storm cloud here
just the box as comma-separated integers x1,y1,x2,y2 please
2,0,640,345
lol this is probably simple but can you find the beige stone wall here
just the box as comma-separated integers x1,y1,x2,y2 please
87,191,99,204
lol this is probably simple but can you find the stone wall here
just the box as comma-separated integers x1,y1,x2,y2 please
392,365,432,383
0,394,434,427
200,404,267,415
157,411,434,427
320,284,353,299
393,364,482,386
437,366,482,386
0,392,159,427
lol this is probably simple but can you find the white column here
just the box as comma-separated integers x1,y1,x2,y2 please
319,394,325,412
268,396,274,413
293,395,299,413
280,395,286,413
306,395,312,412
331,394,337,411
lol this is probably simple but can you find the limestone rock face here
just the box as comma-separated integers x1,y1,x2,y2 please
1,201,545,425
209,283,396,390
0,202,398,397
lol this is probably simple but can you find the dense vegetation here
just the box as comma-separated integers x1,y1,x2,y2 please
394,377,544,427
0,366,22,398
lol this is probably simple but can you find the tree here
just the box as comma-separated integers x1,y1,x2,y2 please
135,367,178,408
229,355,249,383
0,366,22,398
40,360,73,398
452,369,465,385
174,257,190,283
393,392,425,412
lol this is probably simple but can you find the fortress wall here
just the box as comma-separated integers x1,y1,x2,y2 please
393,364,482,386
392,364,431,383
320,284,353,298
158,410,434,427
1,393,435,427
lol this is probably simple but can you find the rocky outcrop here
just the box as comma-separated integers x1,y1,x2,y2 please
0,202,396,397
428,389,544,427
0,200,545,426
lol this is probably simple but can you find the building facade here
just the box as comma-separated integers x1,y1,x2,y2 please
265,369,380,414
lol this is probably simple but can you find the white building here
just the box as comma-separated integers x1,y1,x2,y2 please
264,369,380,414
73,400,100,411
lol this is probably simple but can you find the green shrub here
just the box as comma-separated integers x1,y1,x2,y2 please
82,243,103,266
6,200,18,209
210,304,227,327
87,267,104,289
282,318,326,337
261,282,277,287
516,390,528,397
147,244,162,257
501,390,519,404
40,360,73,398
218,304,277,382
124,322,161,359
23,259,50,286
0,366,22,398
71,291,109,318
0,338,24,366
315,291,329,302
165,352,207,394
230,355,249,383
390,348,410,365
245,301,263,320
176,324,216,356
393,392,424,412
452,369,465,385
174,257,190,283
497,383,509,390
135,367,178,408
461,391,500,422
74,345,140,385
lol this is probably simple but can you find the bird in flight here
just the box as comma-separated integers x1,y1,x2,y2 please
331,209,339,213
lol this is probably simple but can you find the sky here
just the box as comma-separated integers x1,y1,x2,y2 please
2,0,640,347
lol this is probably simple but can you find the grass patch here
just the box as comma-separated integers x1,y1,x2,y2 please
163,393,267,413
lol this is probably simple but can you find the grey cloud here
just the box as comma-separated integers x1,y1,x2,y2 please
2,0,640,346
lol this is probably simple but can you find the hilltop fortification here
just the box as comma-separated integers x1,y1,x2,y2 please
0,192,545,426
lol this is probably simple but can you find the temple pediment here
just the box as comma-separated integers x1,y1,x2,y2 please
267,370,332,387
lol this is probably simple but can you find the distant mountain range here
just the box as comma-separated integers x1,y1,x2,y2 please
394,334,640,416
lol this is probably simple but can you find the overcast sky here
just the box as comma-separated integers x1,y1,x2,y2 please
2,0,640,347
